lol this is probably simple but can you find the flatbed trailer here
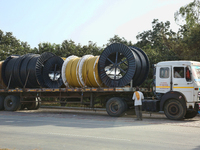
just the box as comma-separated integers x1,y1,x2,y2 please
0,86,150,117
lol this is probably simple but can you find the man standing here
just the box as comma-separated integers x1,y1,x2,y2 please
132,87,144,120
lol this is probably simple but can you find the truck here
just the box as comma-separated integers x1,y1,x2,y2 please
152,60,200,119
0,60,199,120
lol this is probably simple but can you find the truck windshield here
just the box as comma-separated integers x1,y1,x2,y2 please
192,66,200,81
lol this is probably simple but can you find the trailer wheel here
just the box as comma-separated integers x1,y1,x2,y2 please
0,96,5,110
35,97,41,110
26,97,40,110
164,99,185,120
4,95,20,111
106,97,125,117
122,99,128,112
185,104,199,119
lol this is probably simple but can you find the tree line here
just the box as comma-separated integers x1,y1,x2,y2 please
0,0,200,89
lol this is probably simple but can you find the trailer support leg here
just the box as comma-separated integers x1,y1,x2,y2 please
90,93,94,108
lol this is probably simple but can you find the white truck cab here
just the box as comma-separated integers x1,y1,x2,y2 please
153,61,200,119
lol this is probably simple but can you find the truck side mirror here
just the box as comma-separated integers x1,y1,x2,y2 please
186,67,191,82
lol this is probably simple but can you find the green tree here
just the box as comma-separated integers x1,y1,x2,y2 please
84,41,103,56
60,40,79,57
174,0,200,61
37,42,57,54
106,35,133,47
177,24,200,61
0,30,32,60
175,0,200,28
136,19,178,62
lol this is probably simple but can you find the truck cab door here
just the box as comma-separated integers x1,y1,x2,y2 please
172,66,193,101
156,66,171,93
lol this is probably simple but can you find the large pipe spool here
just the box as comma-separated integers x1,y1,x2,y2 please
0,43,148,89
98,43,149,87
82,56,102,87
62,55,102,87
78,55,93,87
1,52,64,89
61,55,78,87
42,56,64,88
0,61,6,88
23,54,40,88
35,52,56,87
130,47,149,86
2,55,20,88
65,56,81,87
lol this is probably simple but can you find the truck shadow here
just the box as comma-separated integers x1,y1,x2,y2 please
192,145,200,150
0,108,199,128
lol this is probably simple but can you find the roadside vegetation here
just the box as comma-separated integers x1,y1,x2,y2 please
0,0,199,91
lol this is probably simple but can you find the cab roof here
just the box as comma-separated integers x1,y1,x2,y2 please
156,61,200,66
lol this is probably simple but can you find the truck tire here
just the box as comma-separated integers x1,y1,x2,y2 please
122,99,128,112
0,96,5,110
185,104,198,119
4,95,20,111
164,99,186,120
26,97,40,110
106,97,125,117
35,97,41,110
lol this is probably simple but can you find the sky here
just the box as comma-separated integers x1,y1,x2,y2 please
0,0,194,48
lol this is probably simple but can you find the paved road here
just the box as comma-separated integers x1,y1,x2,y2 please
0,108,200,150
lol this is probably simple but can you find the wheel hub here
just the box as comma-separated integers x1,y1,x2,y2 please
110,102,119,113
7,100,13,107
169,104,179,115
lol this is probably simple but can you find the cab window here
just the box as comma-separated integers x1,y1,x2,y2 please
160,68,169,78
174,67,184,78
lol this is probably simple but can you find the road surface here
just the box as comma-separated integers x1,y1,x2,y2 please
0,108,200,150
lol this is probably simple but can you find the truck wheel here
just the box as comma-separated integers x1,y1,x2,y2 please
0,96,5,110
106,97,125,117
4,95,20,111
35,97,41,110
26,98,40,110
164,99,186,120
122,99,128,112
185,104,198,119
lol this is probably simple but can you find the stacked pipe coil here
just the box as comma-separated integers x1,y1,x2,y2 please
1,52,64,89
21,54,40,88
62,55,102,87
2,55,20,88
42,56,64,88
98,43,149,87
0,43,149,89
0,61,6,88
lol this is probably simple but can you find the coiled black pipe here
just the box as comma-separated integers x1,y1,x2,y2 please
42,56,64,88
13,54,28,88
5,57,19,88
98,43,136,87
20,54,39,88
2,52,64,89
25,54,40,88
35,52,55,87
98,43,149,87
2,55,20,88
2,55,18,87
130,47,149,86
